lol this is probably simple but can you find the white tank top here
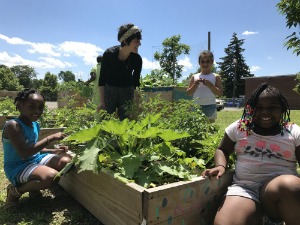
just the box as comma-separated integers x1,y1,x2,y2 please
192,73,216,105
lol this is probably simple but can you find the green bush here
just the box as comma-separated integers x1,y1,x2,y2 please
0,98,17,116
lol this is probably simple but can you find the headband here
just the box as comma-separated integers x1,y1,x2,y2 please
119,26,140,43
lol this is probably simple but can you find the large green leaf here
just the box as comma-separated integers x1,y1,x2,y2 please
158,129,190,141
76,146,101,173
153,142,171,156
158,164,191,179
136,127,163,139
101,118,135,135
66,124,102,142
134,169,160,188
119,154,142,179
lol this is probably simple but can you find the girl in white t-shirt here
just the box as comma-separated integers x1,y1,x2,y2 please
202,83,300,225
186,50,223,122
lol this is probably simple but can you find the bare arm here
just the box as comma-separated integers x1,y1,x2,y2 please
186,75,200,96
4,120,66,159
295,145,300,166
202,133,235,179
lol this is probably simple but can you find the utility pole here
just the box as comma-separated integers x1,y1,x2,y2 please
208,31,211,51
233,58,237,107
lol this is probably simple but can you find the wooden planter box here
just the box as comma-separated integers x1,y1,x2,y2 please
59,167,233,225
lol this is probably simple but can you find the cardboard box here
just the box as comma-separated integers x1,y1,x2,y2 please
59,167,233,225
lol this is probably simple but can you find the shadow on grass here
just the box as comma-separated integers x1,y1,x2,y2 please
0,185,104,225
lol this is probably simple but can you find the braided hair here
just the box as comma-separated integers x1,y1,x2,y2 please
14,88,45,110
238,82,290,135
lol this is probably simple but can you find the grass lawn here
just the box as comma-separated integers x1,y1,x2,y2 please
1,108,300,224
0,139,103,224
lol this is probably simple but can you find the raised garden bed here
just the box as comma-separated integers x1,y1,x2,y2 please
59,167,233,225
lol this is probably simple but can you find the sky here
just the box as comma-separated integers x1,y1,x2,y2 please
0,0,299,82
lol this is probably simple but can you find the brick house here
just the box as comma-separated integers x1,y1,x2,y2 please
244,74,300,110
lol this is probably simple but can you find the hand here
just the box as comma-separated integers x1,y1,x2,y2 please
53,144,69,154
201,166,226,179
195,78,203,85
49,132,66,142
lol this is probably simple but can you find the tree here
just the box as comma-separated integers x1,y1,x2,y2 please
31,79,44,90
40,72,58,101
293,72,300,95
277,0,300,56
154,35,190,84
10,65,37,88
58,70,76,82
0,67,22,91
217,33,253,98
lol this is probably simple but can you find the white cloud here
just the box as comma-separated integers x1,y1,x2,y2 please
58,41,103,66
28,42,60,57
0,34,60,57
0,34,104,73
142,57,160,70
242,31,258,36
0,34,28,45
267,56,273,60
178,56,192,72
250,65,261,72
0,51,75,70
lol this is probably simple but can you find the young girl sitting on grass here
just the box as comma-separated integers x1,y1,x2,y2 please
2,88,72,208
202,83,300,225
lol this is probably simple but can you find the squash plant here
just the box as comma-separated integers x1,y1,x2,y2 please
125,95,219,163
63,113,206,188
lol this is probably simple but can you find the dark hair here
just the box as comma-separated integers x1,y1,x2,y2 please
97,55,103,63
14,88,45,110
118,23,142,47
198,50,214,64
239,82,290,135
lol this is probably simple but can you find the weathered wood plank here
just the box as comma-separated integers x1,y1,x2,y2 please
143,171,233,225
59,167,144,225
60,167,234,225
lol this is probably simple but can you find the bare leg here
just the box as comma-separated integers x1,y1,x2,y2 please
214,196,263,225
260,175,300,225
45,154,72,171
17,165,59,193
17,154,71,194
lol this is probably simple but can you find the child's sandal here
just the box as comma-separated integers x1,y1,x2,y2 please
5,184,22,208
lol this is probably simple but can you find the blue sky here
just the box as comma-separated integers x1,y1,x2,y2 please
0,0,299,82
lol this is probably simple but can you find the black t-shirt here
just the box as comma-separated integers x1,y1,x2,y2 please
98,45,142,88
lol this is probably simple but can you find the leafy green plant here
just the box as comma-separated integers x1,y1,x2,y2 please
125,95,219,157
141,73,173,87
0,98,17,116
64,113,206,188
57,81,93,99
39,104,98,133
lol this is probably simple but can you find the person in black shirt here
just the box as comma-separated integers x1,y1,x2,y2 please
98,23,142,120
